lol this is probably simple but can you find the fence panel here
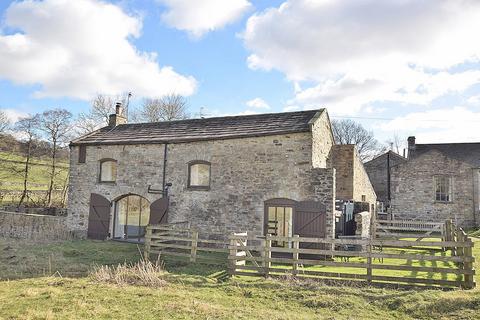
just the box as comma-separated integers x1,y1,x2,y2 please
227,233,476,289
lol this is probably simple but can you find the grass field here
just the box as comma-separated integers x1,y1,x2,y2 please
1,238,480,319
0,151,69,206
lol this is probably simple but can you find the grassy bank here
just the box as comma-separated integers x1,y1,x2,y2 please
0,239,480,319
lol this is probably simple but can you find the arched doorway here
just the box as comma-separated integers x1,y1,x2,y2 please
113,195,150,241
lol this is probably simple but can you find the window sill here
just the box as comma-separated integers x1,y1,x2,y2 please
434,201,453,204
187,186,210,191
98,181,117,185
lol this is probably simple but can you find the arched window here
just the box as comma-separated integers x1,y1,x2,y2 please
99,159,117,182
188,160,211,189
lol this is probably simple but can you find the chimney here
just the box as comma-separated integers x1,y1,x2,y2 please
407,136,416,158
109,102,127,127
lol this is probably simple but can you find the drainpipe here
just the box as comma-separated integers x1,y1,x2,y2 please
162,143,168,195
387,152,391,207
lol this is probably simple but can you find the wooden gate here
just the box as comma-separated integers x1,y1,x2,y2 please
294,200,326,249
87,193,111,240
149,197,169,225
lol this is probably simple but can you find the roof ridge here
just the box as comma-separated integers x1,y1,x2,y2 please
116,109,322,128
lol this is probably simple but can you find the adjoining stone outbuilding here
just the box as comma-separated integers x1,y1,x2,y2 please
67,107,376,242
364,151,407,211
390,137,480,228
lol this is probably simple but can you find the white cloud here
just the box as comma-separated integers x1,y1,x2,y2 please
0,0,197,100
2,108,28,123
158,0,252,38
243,0,480,114
246,97,270,109
379,107,480,143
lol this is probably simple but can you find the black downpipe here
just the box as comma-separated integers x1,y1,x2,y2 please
387,152,391,206
162,143,168,196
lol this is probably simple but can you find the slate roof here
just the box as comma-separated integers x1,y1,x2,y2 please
411,143,480,167
71,109,323,146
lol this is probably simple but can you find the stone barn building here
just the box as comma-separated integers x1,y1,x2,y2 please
390,137,480,228
67,107,376,242
365,151,407,211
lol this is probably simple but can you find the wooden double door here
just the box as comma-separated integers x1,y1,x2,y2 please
87,193,169,241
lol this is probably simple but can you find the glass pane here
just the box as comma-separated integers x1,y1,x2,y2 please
101,161,116,182
190,163,210,186
114,197,128,238
140,198,150,227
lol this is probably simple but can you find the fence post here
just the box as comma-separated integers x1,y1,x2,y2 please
292,235,299,277
144,226,152,261
228,234,237,277
264,235,271,278
366,237,372,284
463,236,475,289
190,230,198,263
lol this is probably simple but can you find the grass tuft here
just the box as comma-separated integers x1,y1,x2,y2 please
89,259,167,288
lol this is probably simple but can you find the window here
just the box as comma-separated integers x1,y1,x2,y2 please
434,175,452,202
78,145,86,163
113,195,150,241
99,159,117,182
188,161,210,189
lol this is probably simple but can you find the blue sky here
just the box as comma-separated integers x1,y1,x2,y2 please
1,0,480,147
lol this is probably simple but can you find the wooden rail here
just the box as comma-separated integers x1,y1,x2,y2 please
144,224,228,265
374,219,445,240
228,233,476,289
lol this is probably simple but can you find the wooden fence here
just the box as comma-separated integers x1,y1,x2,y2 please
144,224,228,265
228,233,475,289
144,223,476,289
374,219,445,239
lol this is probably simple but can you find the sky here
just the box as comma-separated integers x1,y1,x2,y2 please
1,0,480,148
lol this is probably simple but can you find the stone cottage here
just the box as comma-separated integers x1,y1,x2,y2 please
390,136,480,228
67,107,376,242
365,151,407,211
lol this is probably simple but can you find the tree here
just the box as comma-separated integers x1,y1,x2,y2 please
385,134,406,155
0,110,10,134
39,109,73,207
139,94,189,122
331,119,384,161
15,115,40,206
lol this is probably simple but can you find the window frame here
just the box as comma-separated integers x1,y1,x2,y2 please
78,145,86,164
98,158,118,183
187,160,211,190
434,175,453,203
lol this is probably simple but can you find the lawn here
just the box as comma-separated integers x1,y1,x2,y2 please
0,239,480,319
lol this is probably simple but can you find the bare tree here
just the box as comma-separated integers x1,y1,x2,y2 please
0,110,10,134
385,134,406,155
331,119,384,161
39,109,73,207
15,115,39,206
140,94,189,122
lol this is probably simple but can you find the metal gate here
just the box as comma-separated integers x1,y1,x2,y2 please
149,197,169,225
87,193,111,240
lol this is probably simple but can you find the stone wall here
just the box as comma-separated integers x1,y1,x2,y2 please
311,111,334,168
0,211,73,241
331,145,376,211
354,211,371,238
390,150,478,227
68,132,337,239
364,152,406,205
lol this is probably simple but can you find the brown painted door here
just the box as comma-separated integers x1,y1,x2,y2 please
149,197,169,225
88,193,111,240
294,200,326,249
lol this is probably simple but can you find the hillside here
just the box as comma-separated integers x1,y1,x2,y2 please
0,151,69,206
